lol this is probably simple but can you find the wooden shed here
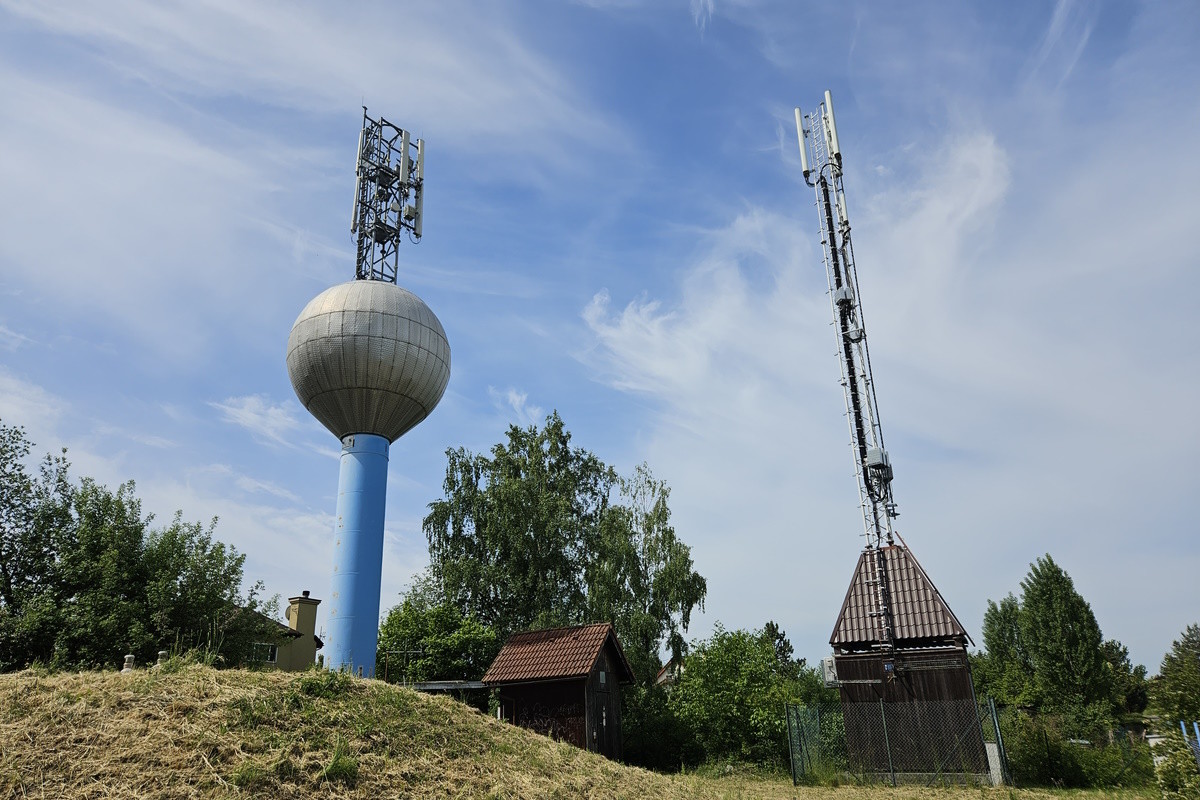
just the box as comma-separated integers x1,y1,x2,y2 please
482,623,635,760
830,544,986,776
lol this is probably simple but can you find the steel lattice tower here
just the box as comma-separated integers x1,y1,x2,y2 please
795,93,897,651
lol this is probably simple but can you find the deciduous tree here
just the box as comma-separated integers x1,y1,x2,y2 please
1018,555,1109,712
0,421,74,668
0,419,273,671
423,412,706,682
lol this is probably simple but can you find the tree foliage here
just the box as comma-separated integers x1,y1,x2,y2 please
0,424,73,665
974,554,1147,728
977,593,1031,704
669,622,834,767
375,574,499,685
1151,624,1200,721
423,412,706,684
1018,555,1109,711
0,420,273,671
1155,728,1200,800
586,462,708,681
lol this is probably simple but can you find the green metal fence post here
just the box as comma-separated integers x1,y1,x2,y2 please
880,698,896,786
989,697,1011,786
786,704,799,786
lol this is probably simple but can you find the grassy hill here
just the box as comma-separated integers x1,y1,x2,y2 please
0,663,1159,799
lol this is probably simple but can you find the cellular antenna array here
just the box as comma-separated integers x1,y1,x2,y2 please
351,109,425,283
796,92,898,650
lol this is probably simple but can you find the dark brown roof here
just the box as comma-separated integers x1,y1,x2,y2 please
482,623,635,686
830,544,971,651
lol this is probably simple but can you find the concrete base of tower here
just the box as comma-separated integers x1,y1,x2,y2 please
325,432,389,677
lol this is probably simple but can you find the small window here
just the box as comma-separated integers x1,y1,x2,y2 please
599,670,606,686
252,642,278,664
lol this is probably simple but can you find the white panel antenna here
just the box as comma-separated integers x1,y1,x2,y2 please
413,139,424,239
351,127,365,233
794,107,810,179
399,130,411,185
824,89,842,162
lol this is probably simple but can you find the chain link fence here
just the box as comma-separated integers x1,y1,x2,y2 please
1182,721,1200,769
786,698,1008,786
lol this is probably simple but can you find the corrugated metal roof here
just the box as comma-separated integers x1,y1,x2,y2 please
482,623,634,686
830,544,971,650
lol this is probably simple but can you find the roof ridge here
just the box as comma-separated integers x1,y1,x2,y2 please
507,621,612,638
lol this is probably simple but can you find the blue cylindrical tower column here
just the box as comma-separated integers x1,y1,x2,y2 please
326,432,390,677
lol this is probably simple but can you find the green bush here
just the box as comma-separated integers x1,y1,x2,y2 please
999,709,1153,788
669,625,792,768
1156,729,1200,799
624,682,704,770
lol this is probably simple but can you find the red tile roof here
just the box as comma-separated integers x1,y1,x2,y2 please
830,544,971,651
482,623,635,686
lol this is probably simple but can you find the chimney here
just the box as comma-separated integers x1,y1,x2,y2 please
287,591,321,637
284,591,323,671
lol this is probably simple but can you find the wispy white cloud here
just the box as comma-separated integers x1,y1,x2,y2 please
234,474,301,504
210,395,304,448
93,424,177,450
0,68,282,359
691,0,715,32
0,324,31,351
0,0,620,164
583,207,828,404
1026,0,1095,88
190,463,300,502
0,368,67,439
487,386,545,427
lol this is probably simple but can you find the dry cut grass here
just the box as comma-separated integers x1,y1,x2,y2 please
0,665,1161,800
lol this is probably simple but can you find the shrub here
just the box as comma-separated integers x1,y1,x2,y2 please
999,708,1153,788
1156,729,1200,800
621,682,699,770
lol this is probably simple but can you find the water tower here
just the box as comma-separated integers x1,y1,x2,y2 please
286,109,450,677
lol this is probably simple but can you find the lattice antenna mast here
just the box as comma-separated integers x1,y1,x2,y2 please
350,108,424,283
796,94,901,654
795,93,898,550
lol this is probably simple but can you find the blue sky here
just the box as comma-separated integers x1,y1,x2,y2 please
1,0,1197,673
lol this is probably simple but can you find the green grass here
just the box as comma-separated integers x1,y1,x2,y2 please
0,665,1163,799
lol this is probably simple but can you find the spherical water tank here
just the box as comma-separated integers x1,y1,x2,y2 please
286,280,450,443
